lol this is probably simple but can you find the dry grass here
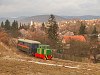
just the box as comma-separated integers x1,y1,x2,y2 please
0,58,100,75
0,31,10,45
0,43,100,75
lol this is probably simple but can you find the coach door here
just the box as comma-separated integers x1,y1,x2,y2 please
32,44,39,53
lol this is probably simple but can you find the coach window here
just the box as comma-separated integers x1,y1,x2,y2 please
19,41,23,45
34,44,38,48
24,43,29,46
22,42,25,45
27,43,29,46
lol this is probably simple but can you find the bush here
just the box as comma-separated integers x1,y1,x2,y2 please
69,40,90,57
0,31,10,45
0,29,16,46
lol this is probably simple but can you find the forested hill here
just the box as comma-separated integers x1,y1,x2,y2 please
0,15,66,24
63,15,100,20
0,15,100,24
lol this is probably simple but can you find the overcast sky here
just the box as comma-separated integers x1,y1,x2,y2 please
0,0,100,17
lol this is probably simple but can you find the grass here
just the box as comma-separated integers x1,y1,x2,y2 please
0,42,100,75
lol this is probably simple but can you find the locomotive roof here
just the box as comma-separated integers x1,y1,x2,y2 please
39,45,50,46
18,39,41,44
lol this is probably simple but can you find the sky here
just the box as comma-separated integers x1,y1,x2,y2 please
0,0,100,17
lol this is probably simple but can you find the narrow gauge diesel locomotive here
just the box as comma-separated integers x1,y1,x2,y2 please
17,39,52,60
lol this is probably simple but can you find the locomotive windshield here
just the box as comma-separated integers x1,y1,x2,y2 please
39,45,50,49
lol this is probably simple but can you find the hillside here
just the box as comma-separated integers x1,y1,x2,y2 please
0,15,66,24
19,15,66,22
1,15,100,25
64,15,100,20
0,29,100,75
0,41,100,75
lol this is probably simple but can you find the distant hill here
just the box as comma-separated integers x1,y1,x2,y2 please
0,15,66,24
0,15,100,24
63,15,100,20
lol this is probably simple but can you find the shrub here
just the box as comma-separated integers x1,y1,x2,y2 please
69,40,90,57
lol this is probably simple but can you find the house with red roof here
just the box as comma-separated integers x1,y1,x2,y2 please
62,35,86,43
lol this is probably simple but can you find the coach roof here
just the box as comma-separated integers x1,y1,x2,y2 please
18,39,41,44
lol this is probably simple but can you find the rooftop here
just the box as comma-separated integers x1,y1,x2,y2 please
63,35,86,43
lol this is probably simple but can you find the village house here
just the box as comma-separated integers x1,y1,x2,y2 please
62,35,86,44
